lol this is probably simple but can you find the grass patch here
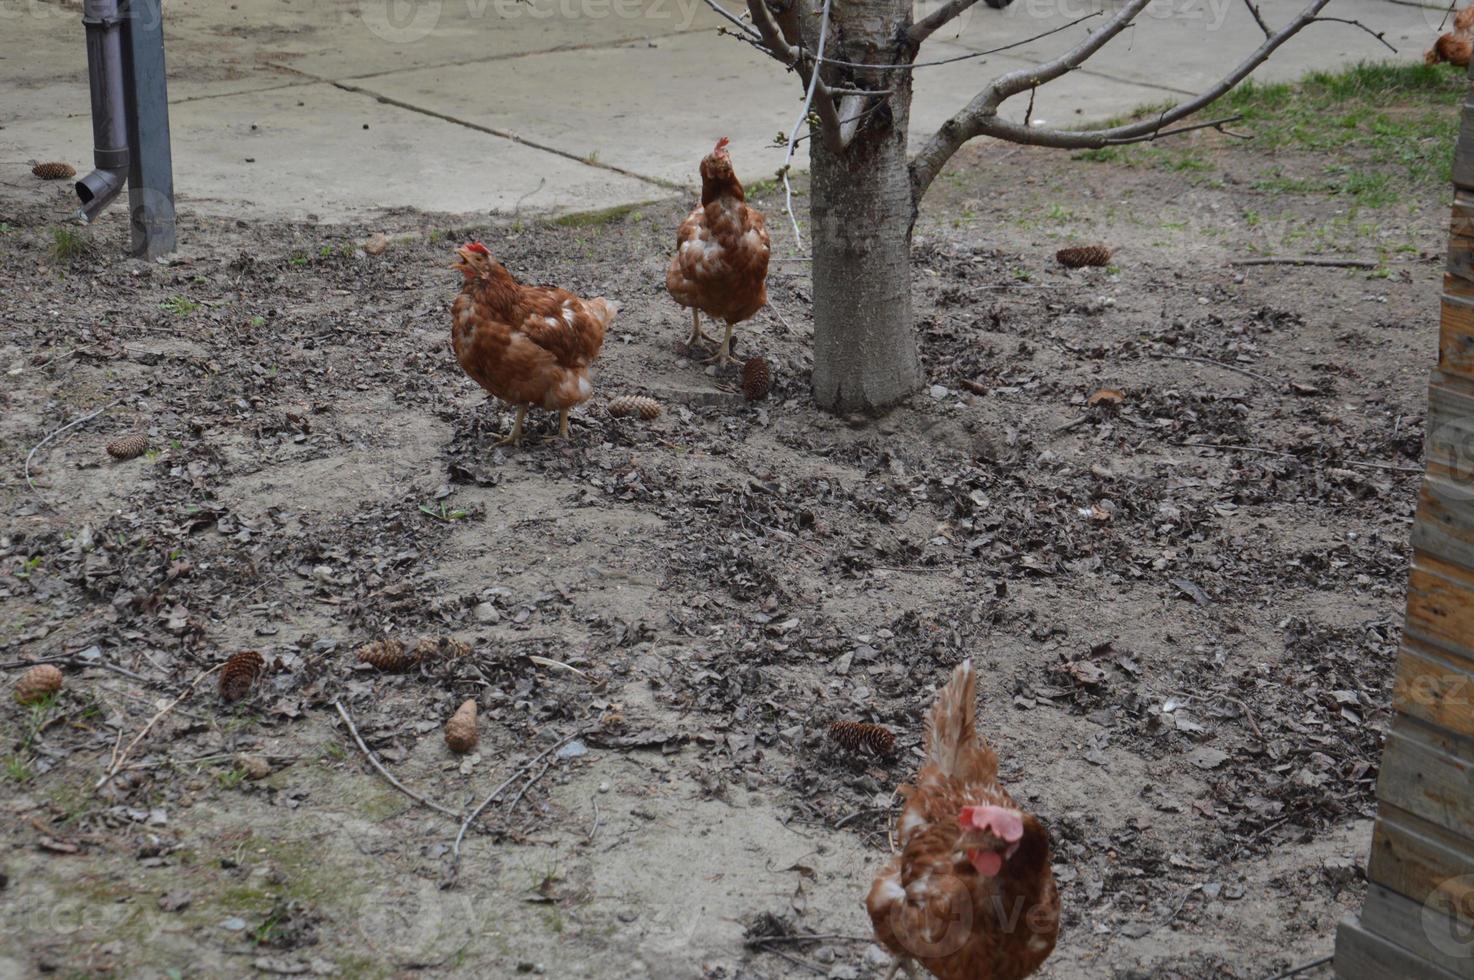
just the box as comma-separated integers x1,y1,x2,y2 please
161,295,201,315
548,201,648,228
1072,61,1465,204
50,226,93,263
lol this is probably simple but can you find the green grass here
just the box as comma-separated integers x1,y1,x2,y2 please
161,295,200,315
548,200,649,228
49,226,92,263
1072,61,1466,205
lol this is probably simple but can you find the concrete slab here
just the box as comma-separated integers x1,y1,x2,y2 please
940,0,1442,95
160,0,724,81
3,81,659,221
0,0,1454,223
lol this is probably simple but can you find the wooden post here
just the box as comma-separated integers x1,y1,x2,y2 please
1333,67,1474,980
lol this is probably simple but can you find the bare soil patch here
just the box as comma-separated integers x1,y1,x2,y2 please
0,97,1442,978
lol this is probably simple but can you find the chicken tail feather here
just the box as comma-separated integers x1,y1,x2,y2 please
924,659,981,778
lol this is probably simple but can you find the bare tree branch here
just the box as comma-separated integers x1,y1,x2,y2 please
1241,0,1272,39
780,0,836,245
817,12,1103,71
910,0,1346,200
726,0,849,155
910,0,985,46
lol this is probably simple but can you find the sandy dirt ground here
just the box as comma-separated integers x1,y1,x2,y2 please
0,89,1446,978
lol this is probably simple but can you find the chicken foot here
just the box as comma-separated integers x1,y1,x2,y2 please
494,405,528,446
702,320,737,366
686,308,716,348
880,958,918,980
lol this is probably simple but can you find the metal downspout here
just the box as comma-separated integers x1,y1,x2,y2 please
74,0,130,224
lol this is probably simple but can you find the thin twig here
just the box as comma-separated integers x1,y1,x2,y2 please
827,12,1102,70
780,0,833,248
1263,953,1333,980
1308,16,1394,52
96,664,219,790
1241,0,1272,37
586,796,601,843
1231,257,1377,269
25,397,127,506
743,934,875,946
506,754,560,815
751,944,829,976
1103,114,1249,144
333,701,462,820
447,728,585,886
1152,353,1277,386
0,655,148,682
1176,442,1422,475
833,806,889,829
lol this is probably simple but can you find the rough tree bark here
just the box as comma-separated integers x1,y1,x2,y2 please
809,0,919,413
707,0,1388,415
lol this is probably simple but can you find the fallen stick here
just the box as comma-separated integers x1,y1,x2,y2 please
1231,257,1377,269
505,754,559,815
25,396,127,506
446,728,584,887
1178,441,1422,474
1152,353,1276,386
96,663,220,790
333,701,461,820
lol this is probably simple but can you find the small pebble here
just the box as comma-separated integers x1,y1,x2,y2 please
597,781,611,793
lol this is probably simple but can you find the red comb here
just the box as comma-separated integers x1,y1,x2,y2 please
714,137,730,153
464,241,490,255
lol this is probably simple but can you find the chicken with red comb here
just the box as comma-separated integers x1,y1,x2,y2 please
450,241,616,445
666,137,770,367
866,660,1059,980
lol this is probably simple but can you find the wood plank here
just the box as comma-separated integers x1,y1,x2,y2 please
1378,718,1474,841
1408,555,1474,660
1413,471,1474,575
1394,643,1474,738
1368,802,1474,926
1443,295,1474,377
1452,190,1474,241
1336,913,1468,980
1456,101,1474,189
1428,376,1474,475
1358,883,1474,978
1450,273,1474,303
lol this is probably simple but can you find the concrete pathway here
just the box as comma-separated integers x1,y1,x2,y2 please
0,0,1451,221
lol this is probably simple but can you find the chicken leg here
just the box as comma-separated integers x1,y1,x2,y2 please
881,958,918,980
557,408,570,440
702,320,737,366
494,405,528,446
686,308,716,348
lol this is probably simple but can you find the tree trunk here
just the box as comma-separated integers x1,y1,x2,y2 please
808,0,921,415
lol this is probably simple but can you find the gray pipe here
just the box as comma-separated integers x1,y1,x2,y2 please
74,0,129,224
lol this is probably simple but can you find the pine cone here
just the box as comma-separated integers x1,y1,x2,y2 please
106,433,149,461
13,664,64,705
828,720,896,756
411,636,472,663
742,357,772,402
356,638,415,672
445,699,478,753
32,162,76,181
607,395,661,420
1055,245,1113,269
218,651,265,703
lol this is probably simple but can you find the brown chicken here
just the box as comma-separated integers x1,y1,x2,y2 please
666,137,770,366
1427,6,1474,66
451,241,616,445
866,661,1059,980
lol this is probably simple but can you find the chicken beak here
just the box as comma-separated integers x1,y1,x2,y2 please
451,246,472,270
